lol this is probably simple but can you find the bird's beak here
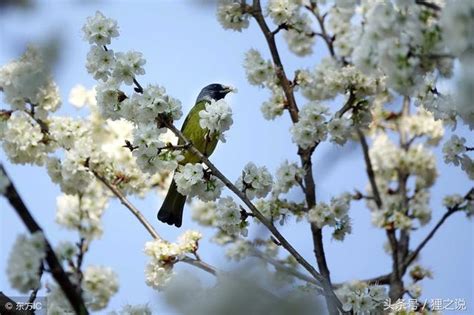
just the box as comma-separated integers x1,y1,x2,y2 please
223,85,237,94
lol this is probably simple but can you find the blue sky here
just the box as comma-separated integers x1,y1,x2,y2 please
0,1,472,314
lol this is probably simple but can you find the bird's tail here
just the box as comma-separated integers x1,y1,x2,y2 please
157,179,186,227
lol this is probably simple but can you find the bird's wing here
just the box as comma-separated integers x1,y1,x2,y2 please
179,99,219,164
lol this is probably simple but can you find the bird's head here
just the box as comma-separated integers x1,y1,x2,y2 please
196,83,236,102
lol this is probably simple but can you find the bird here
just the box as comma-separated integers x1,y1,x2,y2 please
157,83,235,227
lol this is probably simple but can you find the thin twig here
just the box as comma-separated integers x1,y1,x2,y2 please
92,170,219,276
93,171,162,240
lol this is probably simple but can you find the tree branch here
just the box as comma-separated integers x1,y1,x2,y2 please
93,171,162,240
402,188,473,271
1,165,89,315
163,121,348,312
92,170,219,276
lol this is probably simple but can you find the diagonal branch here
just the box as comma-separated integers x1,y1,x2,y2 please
1,165,89,315
163,122,342,301
93,171,162,240
402,188,473,271
92,170,219,276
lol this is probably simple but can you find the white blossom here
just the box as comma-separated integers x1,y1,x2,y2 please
328,117,352,145
261,88,286,120
243,49,274,86
112,51,146,85
273,160,304,195
174,163,205,195
0,46,61,116
95,79,123,120
83,265,119,310
443,135,466,166
86,45,115,81
178,230,202,253
199,99,233,141
216,197,246,236
291,102,329,149
236,162,273,199
2,111,51,165
267,0,300,25
82,11,119,46
217,0,250,31
68,84,96,108
7,232,46,293
283,13,315,56
191,200,218,227
144,232,204,291
336,282,387,314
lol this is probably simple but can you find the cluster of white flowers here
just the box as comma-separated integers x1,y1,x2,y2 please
199,99,233,142
442,193,464,209
243,49,274,87
215,197,247,237
55,182,109,240
174,163,224,201
6,232,45,293
272,160,304,196
368,133,438,229
352,2,448,95
370,134,437,190
191,200,218,227
283,13,315,57
144,231,202,290
400,107,444,145
327,117,352,145
216,0,250,31
83,13,145,86
266,0,300,26
2,109,52,165
0,46,61,118
308,193,352,240
299,59,385,101
443,135,473,179
327,3,357,58
82,265,119,310
112,51,146,85
132,125,182,175
236,162,273,199
414,76,456,125
82,12,187,183
109,304,152,315
82,11,119,46
254,199,291,225
336,281,387,314
86,45,116,81
68,84,96,108
291,102,329,149
225,239,253,261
